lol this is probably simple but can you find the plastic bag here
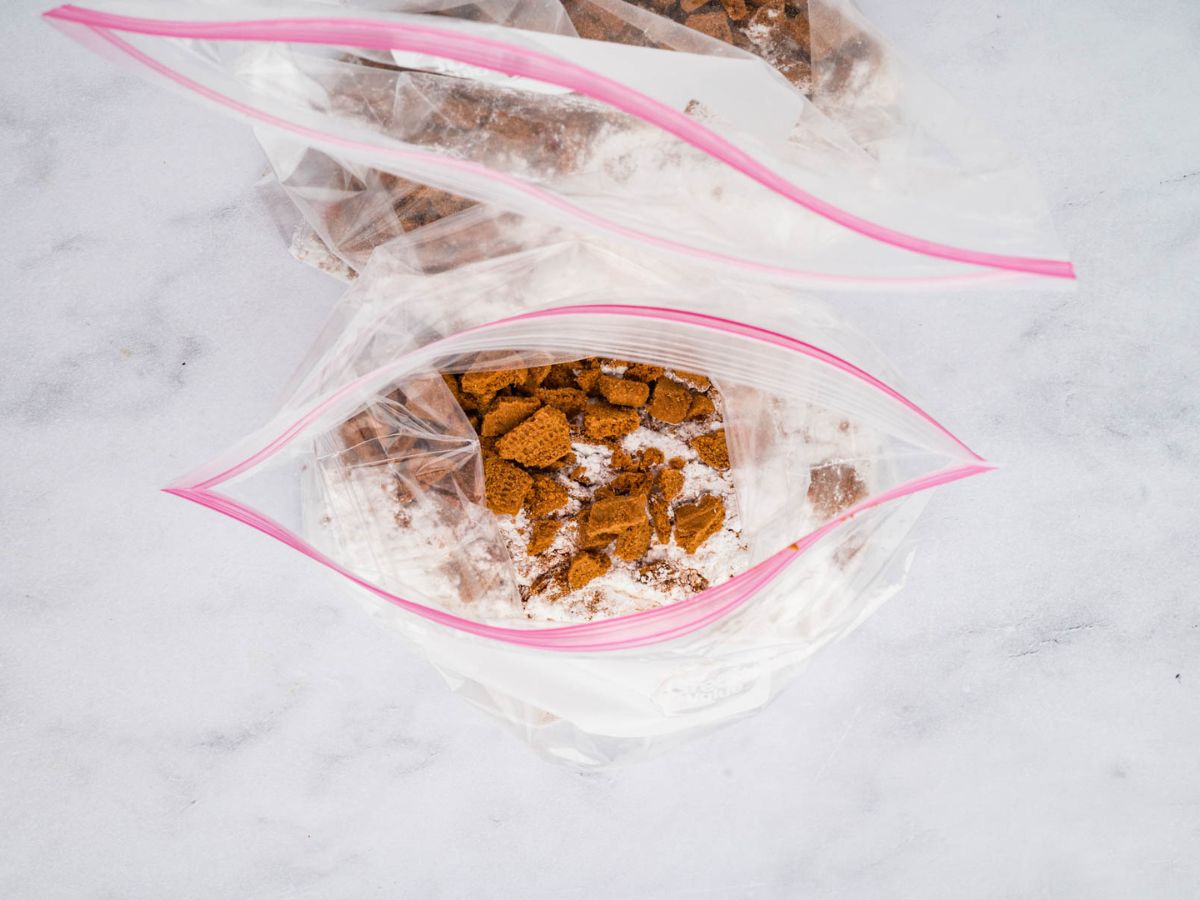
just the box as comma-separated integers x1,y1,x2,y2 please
166,239,989,765
45,0,1073,287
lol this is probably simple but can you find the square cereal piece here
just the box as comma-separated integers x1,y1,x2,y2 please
646,378,691,424
495,406,572,467
484,457,533,515
598,374,650,407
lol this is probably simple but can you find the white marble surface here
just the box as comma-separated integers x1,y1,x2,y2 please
3,0,1198,896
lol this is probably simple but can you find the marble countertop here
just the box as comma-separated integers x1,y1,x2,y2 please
3,0,1197,896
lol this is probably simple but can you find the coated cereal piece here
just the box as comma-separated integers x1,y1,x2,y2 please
496,407,572,467
598,374,650,408
528,519,562,556
614,520,652,561
484,457,533,515
567,551,611,590
687,392,715,420
646,378,691,424
674,494,726,553
588,495,647,536
690,429,730,470
657,467,685,501
481,395,542,437
536,387,589,416
526,474,569,517
583,402,641,440
808,462,867,519
685,10,733,42
649,494,672,543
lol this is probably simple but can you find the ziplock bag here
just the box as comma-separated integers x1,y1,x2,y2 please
45,0,1074,287
166,240,990,765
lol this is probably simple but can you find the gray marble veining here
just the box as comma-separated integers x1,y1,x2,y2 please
2,0,1197,897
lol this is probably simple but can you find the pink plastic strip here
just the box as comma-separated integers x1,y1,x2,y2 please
180,302,983,493
44,4,1075,281
161,303,990,651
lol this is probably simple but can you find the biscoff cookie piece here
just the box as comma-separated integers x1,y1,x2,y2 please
536,387,588,416
808,462,867,519
674,494,726,553
340,410,391,463
649,494,672,543
543,363,578,389
606,471,654,499
624,363,665,383
480,395,542,437
687,393,716,420
484,457,533,515
575,508,615,550
496,406,572,467
588,495,647,537
583,402,641,440
657,467,685,501
598,374,650,408
526,473,569,517
637,447,666,470
575,367,602,394
668,456,686,469
528,519,562,556
673,369,712,391
646,378,692,424
690,429,730,470
568,551,611,590
685,9,733,41
461,366,525,397
614,520,652,561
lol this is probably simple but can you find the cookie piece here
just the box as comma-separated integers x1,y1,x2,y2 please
614,520,652,561
567,551,611,590
536,387,588,416
597,374,650,407
587,495,647,537
480,395,541,437
484,457,533,515
461,366,524,397
657,467,685,501
495,407,572,467
528,519,562,555
808,462,867,519
687,392,715,420
674,494,726,553
649,494,672,543
690,429,730,470
583,402,641,440
646,378,692,424
526,473,569,517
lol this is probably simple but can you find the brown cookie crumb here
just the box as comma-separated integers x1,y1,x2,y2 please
607,471,653,498
657,467,685,501
808,462,868,519
690,429,730,470
587,495,647,537
526,473,569,517
575,508,615,550
680,0,709,11
535,387,588,416
567,551,611,590
340,410,390,463
543,363,577,389
673,369,712,392
720,0,749,21
636,447,665,470
686,9,733,41
646,378,692,424
687,392,716,420
484,457,533,515
481,395,541,437
649,494,672,543
583,402,641,440
614,520,652,561
575,367,601,394
611,448,637,470
461,367,524,397
674,495,726,553
624,363,665,382
519,365,552,394
598,374,650,407
668,456,686,469
495,406,572,468
528,519,562,556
